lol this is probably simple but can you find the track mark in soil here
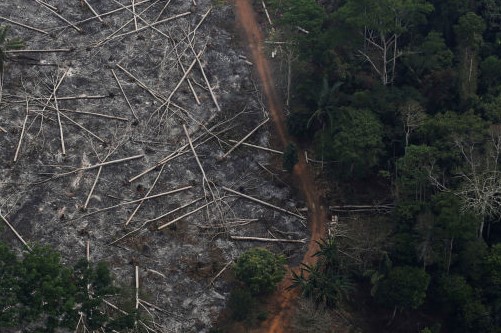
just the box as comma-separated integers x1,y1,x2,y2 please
234,1,327,332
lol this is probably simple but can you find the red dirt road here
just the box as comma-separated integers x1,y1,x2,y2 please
234,1,327,332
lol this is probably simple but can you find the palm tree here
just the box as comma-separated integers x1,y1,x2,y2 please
314,236,339,271
307,77,343,130
0,25,24,72
290,237,354,308
307,77,343,168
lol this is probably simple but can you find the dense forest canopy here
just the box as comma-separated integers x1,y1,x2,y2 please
265,0,501,332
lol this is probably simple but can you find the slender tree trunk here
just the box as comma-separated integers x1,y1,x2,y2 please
447,237,454,275
392,34,398,84
479,217,485,239
381,33,388,85
387,306,398,326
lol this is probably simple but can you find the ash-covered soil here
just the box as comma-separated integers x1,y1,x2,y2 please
0,1,308,332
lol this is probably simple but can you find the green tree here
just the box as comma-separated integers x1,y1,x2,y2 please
428,0,469,43
234,248,286,295
454,12,486,102
319,107,384,178
272,0,326,35
484,244,501,299
375,266,430,320
397,145,437,201
0,242,21,326
402,31,453,83
0,243,134,332
418,110,488,166
307,78,342,131
290,237,353,308
18,245,77,331
336,0,434,84
307,78,343,166
480,55,501,93
73,259,120,330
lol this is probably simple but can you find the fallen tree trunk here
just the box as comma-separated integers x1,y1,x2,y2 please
222,186,306,221
230,235,306,244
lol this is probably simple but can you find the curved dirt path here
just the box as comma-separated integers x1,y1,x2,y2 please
234,1,327,332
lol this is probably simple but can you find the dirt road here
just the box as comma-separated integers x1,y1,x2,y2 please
234,1,327,332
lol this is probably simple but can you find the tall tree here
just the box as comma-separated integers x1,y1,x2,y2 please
375,266,430,322
454,12,486,103
319,107,384,177
336,0,434,85
429,126,501,239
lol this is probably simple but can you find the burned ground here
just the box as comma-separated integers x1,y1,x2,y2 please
0,1,307,331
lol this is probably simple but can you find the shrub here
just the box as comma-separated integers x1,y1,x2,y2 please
234,248,286,295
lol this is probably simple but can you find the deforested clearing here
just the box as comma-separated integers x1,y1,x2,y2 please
0,1,307,331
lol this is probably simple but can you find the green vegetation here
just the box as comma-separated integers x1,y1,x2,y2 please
375,266,430,314
0,242,135,332
290,237,353,308
234,247,286,295
265,0,501,331
217,248,284,328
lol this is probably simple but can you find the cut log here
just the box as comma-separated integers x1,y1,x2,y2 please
157,200,213,230
146,268,166,278
53,91,65,155
13,99,29,162
59,108,128,121
111,12,191,40
262,1,273,26
36,0,82,32
222,186,306,220
190,44,221,111
230,235,306,244
5,49,72,53
144,197,203,224
69,0,152,27
183,125,208,182
111,69,139,121
210,260,233,285
84,166,102,209
154,0,173,22
0,212,32,251
0,16,49,35
48,154,144,181
83,0,103,22
135,266,139,309
58,112,105,143
132,0,137,29
228,140,282,154
222,118,269,158
75,186,192,220
125,165,164,226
